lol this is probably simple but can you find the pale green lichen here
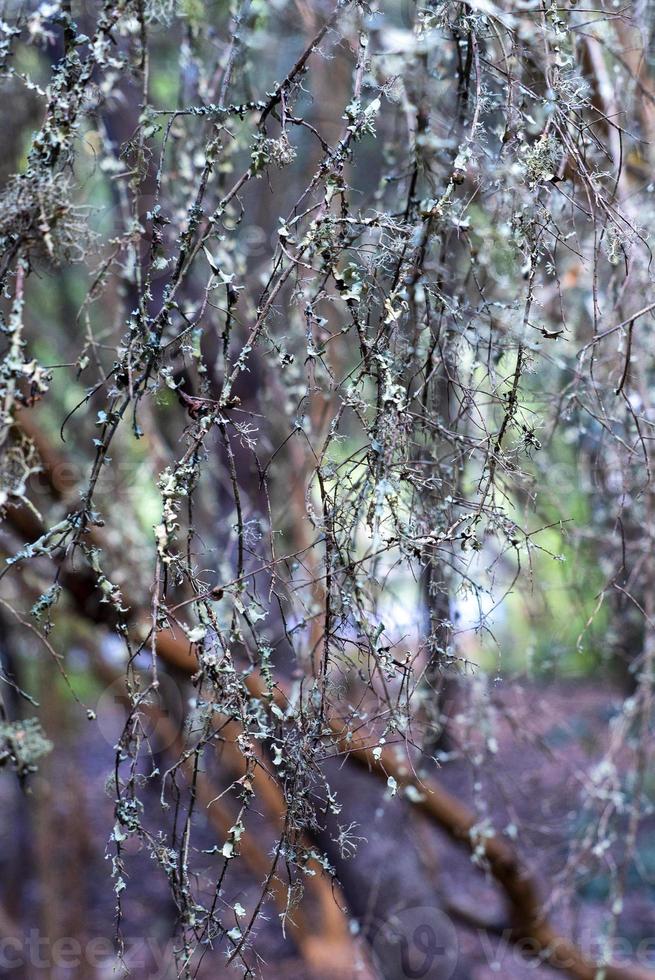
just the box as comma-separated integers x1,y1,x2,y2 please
0,717,52,777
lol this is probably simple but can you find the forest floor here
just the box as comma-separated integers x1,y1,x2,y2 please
0,676,653,979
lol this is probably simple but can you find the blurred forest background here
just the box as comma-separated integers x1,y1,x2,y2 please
0,0,654,978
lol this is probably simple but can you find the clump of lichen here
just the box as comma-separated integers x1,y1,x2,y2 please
521,135,562,188
0,434,42,515
0,172,92,264
250,133,297,176
0,717,53,777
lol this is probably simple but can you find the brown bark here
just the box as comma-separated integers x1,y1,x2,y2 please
336,736,654,980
